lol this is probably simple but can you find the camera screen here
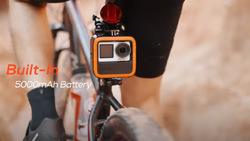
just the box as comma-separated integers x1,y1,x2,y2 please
100,44,114,58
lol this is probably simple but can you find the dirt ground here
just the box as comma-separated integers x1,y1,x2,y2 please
0,0,250,141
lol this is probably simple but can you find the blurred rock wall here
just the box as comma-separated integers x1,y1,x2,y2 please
161,0,250,141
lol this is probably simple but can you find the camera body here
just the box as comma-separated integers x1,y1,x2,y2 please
91,36,136,78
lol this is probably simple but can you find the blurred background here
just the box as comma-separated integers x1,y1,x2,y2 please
0,0,250,140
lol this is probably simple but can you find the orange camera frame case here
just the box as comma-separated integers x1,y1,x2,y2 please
93,36,136,78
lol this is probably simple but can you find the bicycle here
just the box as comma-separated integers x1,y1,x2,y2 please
51,0,170,140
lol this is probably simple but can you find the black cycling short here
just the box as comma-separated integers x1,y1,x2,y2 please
120,0,184,78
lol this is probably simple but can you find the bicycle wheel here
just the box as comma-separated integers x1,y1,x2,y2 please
99,108,171,141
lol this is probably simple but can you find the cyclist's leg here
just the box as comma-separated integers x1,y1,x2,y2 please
9,1,53,86
9,1,66,140
121,76,163,122
120,0,184,123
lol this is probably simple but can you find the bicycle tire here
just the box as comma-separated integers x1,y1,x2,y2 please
99,107,171,141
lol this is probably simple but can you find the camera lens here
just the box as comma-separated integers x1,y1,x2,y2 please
119,47,126,53
116,43,131,58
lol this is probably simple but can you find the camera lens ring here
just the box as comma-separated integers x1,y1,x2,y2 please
115,43,131,58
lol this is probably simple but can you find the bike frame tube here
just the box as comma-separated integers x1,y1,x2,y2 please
88,94,104,141
65,0,99,90
89,84,123,141
64,1,124,141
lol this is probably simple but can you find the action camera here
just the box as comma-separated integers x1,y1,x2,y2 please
91,36,136,78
